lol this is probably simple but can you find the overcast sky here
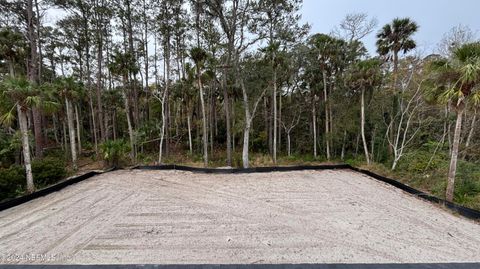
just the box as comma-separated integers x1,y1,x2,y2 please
300,0,480,55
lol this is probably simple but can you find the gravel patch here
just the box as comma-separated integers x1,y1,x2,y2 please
0,169,479,264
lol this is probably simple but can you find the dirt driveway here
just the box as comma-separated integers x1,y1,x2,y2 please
0,169,479,264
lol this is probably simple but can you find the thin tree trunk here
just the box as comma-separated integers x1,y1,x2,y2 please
287,132,291,156
187,111,192,154
361,88,370,165
370,126,376,162
164,43,171,157
278,91,282,153
323,70,330,160
32,108,43,158
446,106,464,202
463,108,477,159
96,34,105,142
222,69,232,166
18,105,34,193
198,70,208,167
312,96,317,158
158,99,166,164
242,122,251,168
341,129,347,160
209,89,214,154
34,0,42,81
123,77,135,162
113,110,117,140
62,119,67,153
75,104,82,155
89,93,98,155
66,98,77,170
273,68,277,164
27,0,43,159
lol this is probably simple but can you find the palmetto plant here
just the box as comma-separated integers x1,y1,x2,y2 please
100,139,130,168
427,42,480,202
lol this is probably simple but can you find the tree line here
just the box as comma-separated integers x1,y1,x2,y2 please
1,0,479,204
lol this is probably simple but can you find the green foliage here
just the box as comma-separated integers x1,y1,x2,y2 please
0,165,25,201
0,130,21,167
0,157,67,201
32,157,67,186
100,140,130,168
396,147,448,174
376,18,418,56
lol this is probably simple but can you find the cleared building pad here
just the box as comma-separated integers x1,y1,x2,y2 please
0,169,479,264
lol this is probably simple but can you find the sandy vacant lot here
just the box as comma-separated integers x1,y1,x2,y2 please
0,169,479,264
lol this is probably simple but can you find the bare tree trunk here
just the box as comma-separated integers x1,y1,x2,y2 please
323,70,330,160
96,34,105,142
341,129,347,160
75,104,82,155
312,96,317,158
34,0,42,81
209,90,214,154
62,119,67,153
463,108,477,159
222,69,232,166
287,132,291,156
240,77,266,168
89,93,98,155
198,71,208,167
164,43,171,157
32,108,43,158
361,88,370,164
27,0,43,159
122,77,135,162
370,126,376,162
273,69,277,164
66,98,77,170
158,99,166,164
113,110,117,140
187,111,192,154
446,106,464,202
18,105,34,193
242,121,251,168
278,92,282,154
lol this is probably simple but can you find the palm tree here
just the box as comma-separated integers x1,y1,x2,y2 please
108,49,138,162
309,34,347,160
54,77,82,170
348,59,383,165
428,42,480,202
190,47,209,167
377,18,418,156
0,77,38,193
376,18,418,81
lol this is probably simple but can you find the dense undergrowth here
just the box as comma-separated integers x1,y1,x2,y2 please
0,157,67,201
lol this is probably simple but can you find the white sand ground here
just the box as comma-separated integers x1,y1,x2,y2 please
0,169,479,264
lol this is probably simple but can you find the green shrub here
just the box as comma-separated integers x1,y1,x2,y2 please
0,158,67,201
43,148,66,159
100,139,130,168
32,157,67,186
0,165,25,201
